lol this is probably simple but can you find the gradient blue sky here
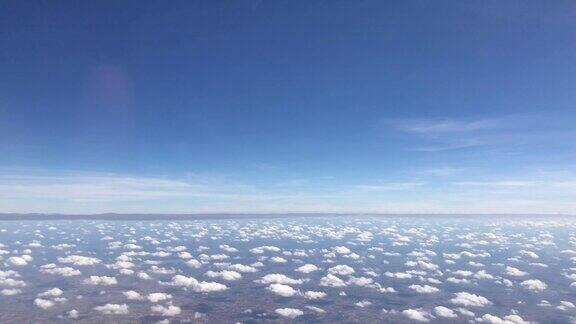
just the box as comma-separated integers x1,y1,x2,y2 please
1,1,576,214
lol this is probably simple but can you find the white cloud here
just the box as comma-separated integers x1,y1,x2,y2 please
270,256,287,263
0,288,21,296
434,306,457,318
478,313,529,324
147,292,172,303
40,265,81,277
34,298,55,310
205,270,242,281
7,256,29,266
409,284,440,294
267,284,298,297
228,264,258,273
151,305,181,316
275,308,303,319
450,292,491,307
304,291,327,299
170,275,228,293
520,279,547,292
94,304,129,315
38,288,63,297
402,308,432,322
83,276,117,286
259,274,303,285
505,266,527,277
58,255,101,266
333,246,351,254
122,290,143,300
328,265,355,276
320,274,347,287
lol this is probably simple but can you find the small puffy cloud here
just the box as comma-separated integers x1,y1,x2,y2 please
219,244,238,253
304,291,327,299
519,250,539,259
355,300,372,308
450,292,491,307
402,308,432,322
328,265,355,276
434,306,457,318
195,281,228,293
94,304,129,315
275,308,304,319
228,264,258,273
250,246,281,254
384,272,412,279
558,301,576,310
185,259,202,269
65,309,79,319
333,246,351,254
151,305,181,316
38,288,63,297
205,270,242,281
478,313,529,324
409,284,440,294
505,266,528,277
122,290,143,300
40,265,81,277
83,276,118,286
34,298,55,310
320,274,347,287
0,288,21,296
259,274,303,285
520,279,547,292
7,256,29,266
147,292,172,303
170,275,228,293
267,283,298,297
58,255,101,266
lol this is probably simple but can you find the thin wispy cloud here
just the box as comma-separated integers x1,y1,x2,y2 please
392,118,501,135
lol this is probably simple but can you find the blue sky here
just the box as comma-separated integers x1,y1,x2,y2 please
1,1,576,214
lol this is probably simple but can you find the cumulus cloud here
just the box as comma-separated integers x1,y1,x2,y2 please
505,266,528,277
151,304,181,316
296,264,319,273
205,270,242,281
333,246,351,254
147,292,172,303
0,288,21,296
520,279,547,292
34,298,55,309
83,276,118,286
40,265,81,277
259,274,303,285
58,255,101,266
402,308,432,322
38,288,63,297
409,284,440,294
275,308,304,319
267,283,298,297
304,290,327,299
94,304,129,315
434,306,457,318
122,290,143,300
328,265,355,276
320,274,347,287
170,275,228,293
450,292,491,307
478,313,529,324
228,264,258,273
7,256,29,266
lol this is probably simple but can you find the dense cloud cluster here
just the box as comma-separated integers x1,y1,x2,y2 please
0,216,575,322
